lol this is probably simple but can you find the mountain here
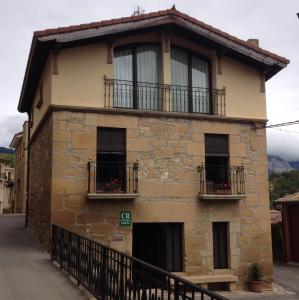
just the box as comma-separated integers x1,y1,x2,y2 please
0,147,14,155
268,155,295,173
289,161,299,170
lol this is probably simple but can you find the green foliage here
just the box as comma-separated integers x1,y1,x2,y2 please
269,170,299,208
0,154,14,168
247,262,262,281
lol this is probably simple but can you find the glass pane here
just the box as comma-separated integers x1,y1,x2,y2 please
192,56,210,113
137,46,161,110
114,49,133,108
171,48,188,112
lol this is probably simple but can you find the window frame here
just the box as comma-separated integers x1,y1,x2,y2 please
114,43,162,109
96,127,127,192
212,222,229,269
170,45,213,113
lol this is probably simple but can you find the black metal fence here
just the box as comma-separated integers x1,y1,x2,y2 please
52,225,229,300
198,165,245,195
104,78,226,116
88,161,138,194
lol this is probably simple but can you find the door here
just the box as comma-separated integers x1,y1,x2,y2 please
289,205,299,262
132,223,183,272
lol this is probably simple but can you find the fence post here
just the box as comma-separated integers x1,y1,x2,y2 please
77,235,81,286
100,247,107,299
174,279,180,300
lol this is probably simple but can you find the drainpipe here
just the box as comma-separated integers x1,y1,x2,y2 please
25,113,31,228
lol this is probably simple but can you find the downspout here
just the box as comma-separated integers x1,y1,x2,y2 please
25,112,31,228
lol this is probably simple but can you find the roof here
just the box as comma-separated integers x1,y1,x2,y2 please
275,192,299,204
18,7,289,113
9,132,23,149
270,209,282,225
34,8,289,64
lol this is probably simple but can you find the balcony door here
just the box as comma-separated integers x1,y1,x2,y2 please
114,45,161,110
205,134,230,194
171,47,211,113
96,127,126,192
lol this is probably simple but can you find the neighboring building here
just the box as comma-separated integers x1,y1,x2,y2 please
16,8,289,290
9,122,29,214
275,193,299,263
270,209,283,261
0,158,14,213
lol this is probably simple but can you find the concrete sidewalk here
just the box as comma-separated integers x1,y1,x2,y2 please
0,214,89,300
222,262,299,299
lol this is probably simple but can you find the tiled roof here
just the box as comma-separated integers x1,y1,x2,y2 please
33,7,289,65
270,209,282,224
275,192,299,204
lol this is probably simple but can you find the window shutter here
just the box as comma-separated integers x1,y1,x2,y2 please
205,134,228,156
97,128,126,153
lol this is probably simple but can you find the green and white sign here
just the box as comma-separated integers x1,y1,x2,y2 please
120,211,131,226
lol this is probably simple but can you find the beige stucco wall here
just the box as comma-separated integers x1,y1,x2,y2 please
31,56,52,135
51,43,113,109
49,110,271,289
28,32,267,134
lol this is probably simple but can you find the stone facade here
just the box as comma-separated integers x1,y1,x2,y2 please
43,109,271,289
28,116,53,248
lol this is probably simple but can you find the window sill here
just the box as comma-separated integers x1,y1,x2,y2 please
198,194,246,200
87,193,139,200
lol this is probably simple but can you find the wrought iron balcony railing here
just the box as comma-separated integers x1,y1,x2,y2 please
198,165,245,195
87,161,138,194
104,78,226,116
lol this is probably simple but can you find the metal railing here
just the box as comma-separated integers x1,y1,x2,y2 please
198,165,245,195
52,225,228,300
104,78,226,116
0,173,6,180
88,161,138,194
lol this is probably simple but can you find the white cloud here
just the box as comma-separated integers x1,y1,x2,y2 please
0,114,27,147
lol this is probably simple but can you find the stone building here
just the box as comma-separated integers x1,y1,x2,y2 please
0,157,14,213
9,122,29,214
16,8,288,290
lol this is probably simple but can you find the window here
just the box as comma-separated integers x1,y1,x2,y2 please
96,127,126,192
205,134,229,193
213,222,229,269
114,45,162,110
171,47,210,113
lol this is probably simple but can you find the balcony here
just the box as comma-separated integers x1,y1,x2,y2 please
104,78,226,116
87,161,139,200
198,165,246,200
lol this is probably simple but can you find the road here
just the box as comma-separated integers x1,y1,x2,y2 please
0,214,90,300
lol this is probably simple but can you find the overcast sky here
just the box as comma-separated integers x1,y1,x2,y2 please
0,0,298,159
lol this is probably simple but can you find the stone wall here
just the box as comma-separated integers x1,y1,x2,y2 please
51,110,271,289
28,116,53,249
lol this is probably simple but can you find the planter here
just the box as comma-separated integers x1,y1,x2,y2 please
249,280,262,293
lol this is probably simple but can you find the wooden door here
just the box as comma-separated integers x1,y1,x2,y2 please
289,205,299,262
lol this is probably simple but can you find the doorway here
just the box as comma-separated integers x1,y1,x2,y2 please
132,223,183,272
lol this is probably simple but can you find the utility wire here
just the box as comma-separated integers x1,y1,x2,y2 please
266,120,299,129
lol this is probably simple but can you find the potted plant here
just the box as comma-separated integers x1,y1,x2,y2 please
104,178,122,193
247,262,263,293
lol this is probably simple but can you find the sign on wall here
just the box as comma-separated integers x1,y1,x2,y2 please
120,211,131,226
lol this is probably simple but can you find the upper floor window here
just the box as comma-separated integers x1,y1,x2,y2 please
171,47,210,113
114,45,161,110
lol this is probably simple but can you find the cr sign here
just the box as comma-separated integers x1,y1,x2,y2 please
120,211,131,226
